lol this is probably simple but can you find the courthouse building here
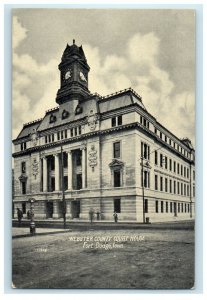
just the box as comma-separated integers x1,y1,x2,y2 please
12,41,195,222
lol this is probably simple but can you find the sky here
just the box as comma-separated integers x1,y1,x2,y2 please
12,9,195,144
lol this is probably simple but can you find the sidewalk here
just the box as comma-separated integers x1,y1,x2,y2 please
12,227,71,238
12,219,195,232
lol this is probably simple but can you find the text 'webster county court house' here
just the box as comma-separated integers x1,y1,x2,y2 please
12,40,195,223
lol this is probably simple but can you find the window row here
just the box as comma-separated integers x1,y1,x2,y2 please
139,115,190,159
154,151,190,178
154,174,191,196
44,126,82,144
140,116,150,129
154,200,190,214
154,128,190,158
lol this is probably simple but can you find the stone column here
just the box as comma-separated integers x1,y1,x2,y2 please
67,150,72,190
54,153,60,191
81,146,86,189
43,157,48,192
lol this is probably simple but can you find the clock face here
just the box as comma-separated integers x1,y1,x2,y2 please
64,69,72,80
79,71,87,82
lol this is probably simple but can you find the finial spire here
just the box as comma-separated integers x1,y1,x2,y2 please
73,39,75,45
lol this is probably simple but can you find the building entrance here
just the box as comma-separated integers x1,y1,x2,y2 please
46,202,53,218
71,200,80,218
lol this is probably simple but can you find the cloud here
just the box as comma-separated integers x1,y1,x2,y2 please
12,17,59,139
12,19,195,145
12,16,27,49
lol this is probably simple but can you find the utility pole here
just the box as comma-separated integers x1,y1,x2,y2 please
141,155,145,224
61,146,66,229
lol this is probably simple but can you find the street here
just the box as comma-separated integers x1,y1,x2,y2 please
12,226,194,289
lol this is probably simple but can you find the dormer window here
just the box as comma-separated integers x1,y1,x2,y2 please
75,105,83,115
62,109,69,120
49,114,56,123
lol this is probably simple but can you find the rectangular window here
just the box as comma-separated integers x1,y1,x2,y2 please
141,142,150,160
177,182,180,194
64,130,67,138
143,118,147,127
161,201,164,213
174,161,176,173
169,139,172,146
112,117,116,127
155,201,159,213
155,175,158,190
160,176,163,191
74,127,77,136
170,202,173,213
22,181,26,194
174,202,177,216
184,166,186,177
118,115,122,126
144,144,147,159
165,135,167,142
78,126,82,135
57,132,60,140
21,162,26,174
178,203,180,213
188,204,190,213
70,129,73,137
165,178,168,192
170,179,172,193
114,198,121,213
193,186,195,197
193,170,195,181
45,136,48,143
144,171,150,188
155,150,158,165
181,183,183,195
187,168,189,178
113,142,120,159
169,159,172,171
185,203,187,213
165,156,168,169
160,132,162,139
154,127,157,134
187,185,189,196
184,184,186,196
48,135,51,143
181,165,183,176
144,199,148,213
114,170,121,187
177,163,180,174
140,116,143,124
166,202,168,213
174,180,176,194
61,131,64,139
160,153,163,167
52,134,54,142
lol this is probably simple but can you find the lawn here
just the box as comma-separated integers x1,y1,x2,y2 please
12,228,194,289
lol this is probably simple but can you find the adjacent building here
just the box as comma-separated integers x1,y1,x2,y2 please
12,41,195,222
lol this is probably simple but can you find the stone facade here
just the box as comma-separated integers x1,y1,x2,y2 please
12,41,195,223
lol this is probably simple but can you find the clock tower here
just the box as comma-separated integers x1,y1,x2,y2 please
56,40,90,105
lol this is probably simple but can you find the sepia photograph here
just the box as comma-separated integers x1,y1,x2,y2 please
12,8,195,289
